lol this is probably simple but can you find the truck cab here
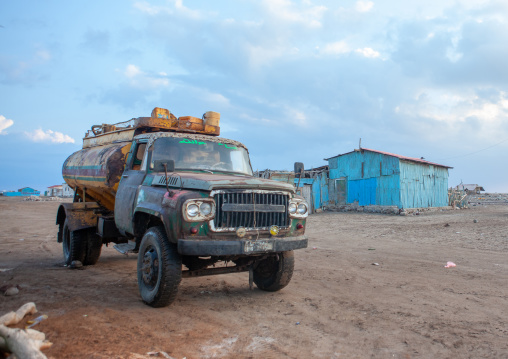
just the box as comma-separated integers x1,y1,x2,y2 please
56,107,309,307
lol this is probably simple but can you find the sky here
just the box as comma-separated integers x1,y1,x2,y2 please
1,0,508,193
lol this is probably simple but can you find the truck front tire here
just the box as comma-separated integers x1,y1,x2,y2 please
253,251,294,291
137,226,182,307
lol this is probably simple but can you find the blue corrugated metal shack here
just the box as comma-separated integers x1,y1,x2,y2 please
2,187,41,197
326,148,452,209
294,166,329,213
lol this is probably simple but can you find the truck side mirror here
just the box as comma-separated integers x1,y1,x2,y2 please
153,159,175,173
294,162,304,178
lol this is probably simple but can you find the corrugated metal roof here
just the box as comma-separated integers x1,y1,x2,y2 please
325,148,453,168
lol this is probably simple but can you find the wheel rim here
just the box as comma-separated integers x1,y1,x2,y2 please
141,245,159,290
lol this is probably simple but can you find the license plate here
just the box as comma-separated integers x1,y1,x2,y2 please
244,240,273,253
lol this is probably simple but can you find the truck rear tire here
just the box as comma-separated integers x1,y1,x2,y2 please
62,219,86,265
253,251,294,292
83,229,102,265
137,226,182,307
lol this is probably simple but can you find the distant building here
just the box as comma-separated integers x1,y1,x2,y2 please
47,185,63,197
455,184,485,194
46,183,74,197
2,187,41,197
62,183,74,197
326,148,452,209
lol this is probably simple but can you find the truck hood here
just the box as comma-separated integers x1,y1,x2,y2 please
152,172,295,193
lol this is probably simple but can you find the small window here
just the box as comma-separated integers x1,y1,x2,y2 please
132,142,147,170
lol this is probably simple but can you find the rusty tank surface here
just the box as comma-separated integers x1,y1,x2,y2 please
62,142,131,211
56,106,309,308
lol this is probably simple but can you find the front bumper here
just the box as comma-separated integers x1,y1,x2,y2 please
177,235,308,256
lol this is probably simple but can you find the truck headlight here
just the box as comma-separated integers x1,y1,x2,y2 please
183,199,216,222
187,204,199,217
288,202,297,214
200,202,212,216
289,199,309,218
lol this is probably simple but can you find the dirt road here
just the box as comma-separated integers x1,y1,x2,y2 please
1,197,507,358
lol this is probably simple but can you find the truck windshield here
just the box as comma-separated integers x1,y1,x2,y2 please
151,137,253,176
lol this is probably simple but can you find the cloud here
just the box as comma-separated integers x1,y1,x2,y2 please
121,64,170,89
355,47,380,58
355,1,374,13
262,0,327,28
394,89,508,142
246,44,297,68
0,46,52,85
25,129,75,144
288,108,308,127
0,115,14,135
97,63,177,108
390,4,508,85
321,42,380,58
322,41,351,55
134,0,202,19
124,64,142,78
134,1,164,15
202,91,230,107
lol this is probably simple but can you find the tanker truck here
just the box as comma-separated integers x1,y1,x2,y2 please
56,107,309,307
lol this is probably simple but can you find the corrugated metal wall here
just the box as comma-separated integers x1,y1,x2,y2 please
329,151,399,180
399,161,449,208
348,178,377,205
329,151,401,207
294,173,329,211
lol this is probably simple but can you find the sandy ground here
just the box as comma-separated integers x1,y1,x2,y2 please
1,196,507,359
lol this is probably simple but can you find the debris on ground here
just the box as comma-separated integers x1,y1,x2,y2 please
26,315,48,329
0,302,52,359
444,261,456,268
24,196,67,202
4,286,19,296
69,260,83,269
1,284,19,296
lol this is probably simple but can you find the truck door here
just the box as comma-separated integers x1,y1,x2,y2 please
114,140,147,235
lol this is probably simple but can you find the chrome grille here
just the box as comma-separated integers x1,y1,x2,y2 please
213,191,289,230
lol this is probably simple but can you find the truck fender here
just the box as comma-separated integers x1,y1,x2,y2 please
56,203,100,241
132,208,165,238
